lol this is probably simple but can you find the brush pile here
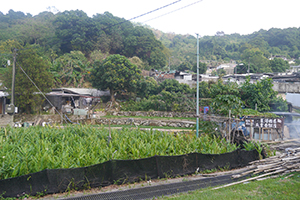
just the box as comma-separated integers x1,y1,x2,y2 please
232,147,300,181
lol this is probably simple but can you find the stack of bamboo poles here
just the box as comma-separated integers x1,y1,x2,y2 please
213,147,300,190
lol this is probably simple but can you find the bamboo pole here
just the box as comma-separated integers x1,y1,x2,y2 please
213,169,286,190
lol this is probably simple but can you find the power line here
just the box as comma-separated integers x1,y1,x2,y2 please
2,0,203,55
143,0,204,23
128,0,182,22
0,53,13,56
17,62,67,123
12,0,183,52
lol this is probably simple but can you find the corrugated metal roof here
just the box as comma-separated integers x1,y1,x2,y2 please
0,91,9,97
51,88,110,97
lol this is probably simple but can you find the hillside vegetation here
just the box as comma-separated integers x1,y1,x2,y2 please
0,10,293,113
153,27,300,73
1,9,299,75
0,10,169,72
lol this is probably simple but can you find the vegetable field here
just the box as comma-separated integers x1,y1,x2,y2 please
0,125,237,180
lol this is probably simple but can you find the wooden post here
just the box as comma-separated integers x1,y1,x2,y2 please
281,120,285,140
228,110,231,142
225,121,228,141
250,119,253,141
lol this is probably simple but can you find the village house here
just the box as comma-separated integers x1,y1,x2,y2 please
43,88,110,113
0,82,12,127
216,63,236,74
222,73,269,84
0,87,9,115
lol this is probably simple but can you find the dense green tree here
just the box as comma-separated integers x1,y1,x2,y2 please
239,48,271,73
50,51,91,87
198,81,211,98
211,70,217,76
210,79,239,98
54,10,97,55
217,68,226,76
129,56,146,70
17,12,56,46
2,43,53,113
2,10,300,75
211,94,243,116
192,61,207,74
122,90,194,112
136,77,159,98
90,54,142,102
177,62,191,71
0,40,23,80
269,96,288,112
239,78,277,112
89,50,109,63
269,57,290,72
158,79,192,94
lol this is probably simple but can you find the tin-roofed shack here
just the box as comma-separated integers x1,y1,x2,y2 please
43,88,110,112
0,82,9,115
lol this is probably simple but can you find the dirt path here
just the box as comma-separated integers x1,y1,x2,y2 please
31,166,253,200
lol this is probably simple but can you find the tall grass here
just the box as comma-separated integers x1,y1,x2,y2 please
0,125,237,180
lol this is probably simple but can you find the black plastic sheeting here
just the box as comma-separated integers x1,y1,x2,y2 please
64,174,238,200
0,149,259,198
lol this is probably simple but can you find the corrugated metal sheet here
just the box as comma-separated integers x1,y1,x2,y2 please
73,109,88,115
52,88,110,97
0,91,9,97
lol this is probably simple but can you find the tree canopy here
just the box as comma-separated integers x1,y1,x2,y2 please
1,9,299,74
0,10,169,70
153,27,300,73
90,54,142,102
50,51,91,88
1,41,53,113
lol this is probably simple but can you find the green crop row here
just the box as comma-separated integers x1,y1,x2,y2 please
0,125,237,180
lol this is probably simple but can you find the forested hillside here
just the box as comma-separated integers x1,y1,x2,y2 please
153,27,300,73
1,9,300,80
0,10,169,72
0,9,292,114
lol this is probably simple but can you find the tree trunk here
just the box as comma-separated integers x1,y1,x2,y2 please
110,88,115,103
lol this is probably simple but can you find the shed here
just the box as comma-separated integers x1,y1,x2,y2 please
0,82,9,114
44,88,110,111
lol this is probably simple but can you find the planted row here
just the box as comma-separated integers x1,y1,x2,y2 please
0,125,237,180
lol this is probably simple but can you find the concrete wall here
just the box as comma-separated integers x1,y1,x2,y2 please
95,118,195,128
272,82,300,93
106,111,197,118
0,115,12,127
286,93,300,107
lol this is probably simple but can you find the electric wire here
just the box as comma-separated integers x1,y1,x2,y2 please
16,62,68,124
143,0,203,23
0,53,13,56
10,0,183,52
128,0,182,21
3,0,200,54
103,0,183,30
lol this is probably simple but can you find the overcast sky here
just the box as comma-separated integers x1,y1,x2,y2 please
1,0,299,36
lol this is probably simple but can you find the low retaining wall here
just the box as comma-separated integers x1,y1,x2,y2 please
107,111,197,118
14,112,227,127
95,118,196,128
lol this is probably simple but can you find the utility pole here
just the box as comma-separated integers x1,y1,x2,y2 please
196,34,200,138
248,57,250,75
10,49,17,126
12,49,16,107
169,56,173,71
